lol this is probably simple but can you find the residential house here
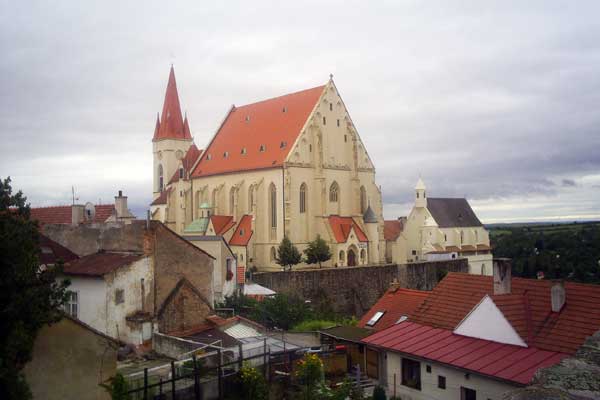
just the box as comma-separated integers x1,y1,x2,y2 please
362,260,600,400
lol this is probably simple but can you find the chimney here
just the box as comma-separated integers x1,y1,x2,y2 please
389,278,401,293
115,190,128,218
551,280,566,312
71,204,85,225
493,258,512,295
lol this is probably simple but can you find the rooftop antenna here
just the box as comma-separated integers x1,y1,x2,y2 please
71,186,79,205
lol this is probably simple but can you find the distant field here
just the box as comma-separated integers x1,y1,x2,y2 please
487,221,600,238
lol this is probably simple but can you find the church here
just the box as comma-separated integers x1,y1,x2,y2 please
150,67,385,271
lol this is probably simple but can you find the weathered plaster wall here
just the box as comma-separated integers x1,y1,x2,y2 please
24,317,117,400
252,259,468,316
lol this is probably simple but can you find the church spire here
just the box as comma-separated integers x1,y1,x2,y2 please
183,112,191,139
153,65,191,141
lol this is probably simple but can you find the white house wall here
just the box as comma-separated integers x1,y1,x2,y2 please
62,277,107,336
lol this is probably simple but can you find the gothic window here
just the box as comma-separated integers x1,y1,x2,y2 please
339,250,345,265
299,183,307,214
360,249,367,264
248,185,254,212
329,102,333,111
179,167,184,179
337,119,340,127
158,164,164,192
360,186,367,213
229,187,236,217
269,183,277,229
329,182,339,203
323,116,326,125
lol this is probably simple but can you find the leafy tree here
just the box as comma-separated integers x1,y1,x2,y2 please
250,293,310,330
275,236,302,271
0,177,70,400
304,235,332,268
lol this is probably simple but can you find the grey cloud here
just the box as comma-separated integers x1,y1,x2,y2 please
562,179,577,187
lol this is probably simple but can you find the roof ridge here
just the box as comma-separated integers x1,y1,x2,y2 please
234,84,326,109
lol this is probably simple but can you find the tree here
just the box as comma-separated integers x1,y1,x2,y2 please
0,177,70,399
250,293,311,330
304,235,332,269
275,236,302,271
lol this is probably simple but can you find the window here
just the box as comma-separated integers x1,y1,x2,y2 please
481,264,486,275
241,147,247,155
309,144,312,152
65,291,78,318
329,102,333,111
329,182,339,202
360,186,367,213
344,134,347,143
323,116,326,125
444,234,447,242
248,185,254,211
360,249,366,263
115,289,124,305
280,141,287,148
245,115,250,122
401,358,421,390
229,187,236,216
282,106,287,113
269,183,277,229
416,191,419,198
240,228,245,236
179,167,184,179
366,311,385,327
461,387,477,400
158,164,164,192
339,250,345,265
426,365,432,373
460,231,464,244
259,144,266,152
411,250,417,255
438,376,446,389
299,183,307,213
337,119,340,127
223,151,229,158
206,153,212,160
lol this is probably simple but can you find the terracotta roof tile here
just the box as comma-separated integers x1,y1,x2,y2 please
191,85,325,177
63,252,143,277
328,215,368,243
168,144,203,184
409,272,600,354
358,287,429,331
31,204,114,225
363,321,568,385
384,219,404,241
210,215,236,235
229,215,253,246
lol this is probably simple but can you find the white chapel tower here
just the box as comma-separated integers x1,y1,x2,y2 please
152,66,193,200
415,177,427,209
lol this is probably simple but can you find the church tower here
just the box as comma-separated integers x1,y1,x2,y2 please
152,66,193,199
415,177,427,209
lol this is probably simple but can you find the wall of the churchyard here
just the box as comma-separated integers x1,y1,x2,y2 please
252,259,468,316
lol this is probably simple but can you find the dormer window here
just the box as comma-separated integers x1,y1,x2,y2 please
282,106,287,113
259,144,266,152
280,141,287,149
240,228,245,236
223,151,229,158
245,115,250,122
241,147,247,155
206,154,212,160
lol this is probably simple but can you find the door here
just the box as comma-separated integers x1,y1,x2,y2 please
347,249,356,266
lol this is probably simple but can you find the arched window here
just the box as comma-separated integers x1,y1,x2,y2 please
157,164,164,192
360,249,367,264
329,182,339,202
269,183,277,229
248,185,254,212
338,250,345,266
460,230,464,244
360,186,367,213
229,187,236,217
299,183,307,213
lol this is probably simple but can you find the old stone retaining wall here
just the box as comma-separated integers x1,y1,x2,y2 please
252,259,468,317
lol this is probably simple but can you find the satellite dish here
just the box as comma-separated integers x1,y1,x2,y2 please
84,202,96,221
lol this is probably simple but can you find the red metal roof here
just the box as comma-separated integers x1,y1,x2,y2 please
384,219,404,241
31,204,114,225
363,321,568,385
191,85,325,178
358,287,429,331
410,272,600,354
210,215,236,235
229,215,253,246
328,215,368,243
153,66,192,141
63,252,143,277
39,234,79,265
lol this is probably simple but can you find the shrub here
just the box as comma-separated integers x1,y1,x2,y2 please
373,385,387,400
101,373,131,400
239,363,267,400
291,320,337,332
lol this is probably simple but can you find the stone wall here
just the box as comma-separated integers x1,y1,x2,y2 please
252,259,468,316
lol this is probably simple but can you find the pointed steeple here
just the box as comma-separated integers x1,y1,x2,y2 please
152,113,161,141
153,66,191,141
183,112,192,139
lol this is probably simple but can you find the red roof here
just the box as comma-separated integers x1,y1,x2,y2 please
410,273,600,354
384,219,404,241
63,252,143,277
191,85,325,177
31,204,114,225
150,187,171,206
328,215,368,243
229,215,253,246
153,66,192,141
39,234,79,265
363,321,567,385
168,144,203,184
210,215,236,235
358,287,429,331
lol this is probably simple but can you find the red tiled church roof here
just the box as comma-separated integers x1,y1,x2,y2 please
191,85,325,178
168,144,203,184
31,205,114,225
63,252,143,277
210,215,236,235
358,287,429,331
153,66,192,142
409,272,600,354
383,219,404,241
363,321,568,386
328,215,368,243
150,187,171,206
229,215,253,246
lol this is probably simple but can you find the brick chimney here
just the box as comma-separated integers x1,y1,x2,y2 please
71,204,85,225
551,280,566,312
493,258,512,295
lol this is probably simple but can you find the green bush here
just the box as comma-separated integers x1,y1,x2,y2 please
239,363,267,400
291,320,337,332
373,385,387,400
101,373,131,400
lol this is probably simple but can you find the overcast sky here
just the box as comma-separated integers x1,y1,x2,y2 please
2,1,599,223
